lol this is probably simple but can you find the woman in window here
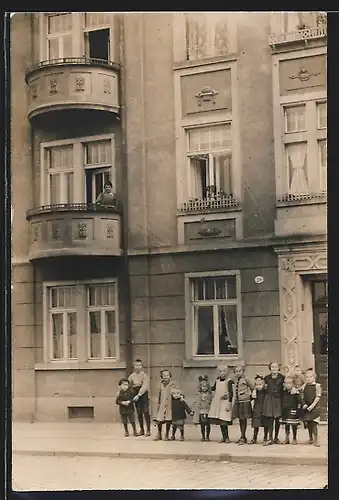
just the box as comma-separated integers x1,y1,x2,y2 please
95,181,116,206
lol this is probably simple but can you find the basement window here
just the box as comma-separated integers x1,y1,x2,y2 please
68,406,94,419
85,28,110,61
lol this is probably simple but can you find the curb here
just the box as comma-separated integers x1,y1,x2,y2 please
13,449,327,466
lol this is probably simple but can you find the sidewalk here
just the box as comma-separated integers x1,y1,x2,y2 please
12,421,328,466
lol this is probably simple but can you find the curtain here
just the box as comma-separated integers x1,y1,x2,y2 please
187,14,208,60
287,143,308,194
219,305,238,353
89,311,101,358
52,313,63,359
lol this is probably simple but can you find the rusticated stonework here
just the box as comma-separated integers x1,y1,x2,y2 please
277,249,327,375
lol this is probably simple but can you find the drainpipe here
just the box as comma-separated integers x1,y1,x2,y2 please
118,15,133,375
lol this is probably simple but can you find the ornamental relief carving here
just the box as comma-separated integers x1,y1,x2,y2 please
75,76,85,92
49,78,58,95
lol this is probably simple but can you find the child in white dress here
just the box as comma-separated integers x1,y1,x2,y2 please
208,365,233,443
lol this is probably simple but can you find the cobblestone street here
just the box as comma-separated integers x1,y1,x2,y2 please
12,455,327,490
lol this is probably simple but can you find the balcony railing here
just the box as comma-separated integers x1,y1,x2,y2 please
277,191,327,205
269,26,327,47
179,194,241,213
26,202,121,219
25,57,120,83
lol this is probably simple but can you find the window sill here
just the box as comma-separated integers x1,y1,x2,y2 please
183,357,243,369
173,54,237,71
35,361,126,371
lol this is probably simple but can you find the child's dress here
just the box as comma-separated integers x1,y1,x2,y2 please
208,377,233,425
280,387,301,426
262,373,285,419
155,380,178,423
232,376,253,420
171,398,193,426
300,382,322,424
251,388,266,428
192,391,213,425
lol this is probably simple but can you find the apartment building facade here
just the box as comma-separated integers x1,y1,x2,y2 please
11,12,327,422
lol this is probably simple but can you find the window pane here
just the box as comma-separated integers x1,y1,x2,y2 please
286,142,308,194
226,276,237,299
48,14,72,34
65,172,74,203
48,38,59,59
204,278,215,300
218,305,238,354
215,278,226,299
213,154,232,193
85,140,111,165
188,125,231,153
105,310,116,358
192,279,204,301
187,14,208,60
317,102,327,129
62,34,73,58
88,284,115,306
319,139,327,191
195,306,214,355
49,174,61,204
52,313,64,359
285,106,306,133
89,311,101,358
50,145,73,170
67,312,77,359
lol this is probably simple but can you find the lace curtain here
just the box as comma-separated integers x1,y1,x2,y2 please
187,13,228,60
287,143,308,194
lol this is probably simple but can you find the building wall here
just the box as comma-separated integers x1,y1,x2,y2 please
129,248,279,414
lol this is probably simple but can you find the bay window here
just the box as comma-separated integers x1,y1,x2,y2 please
186,13,228,61
44,280,119,364
41,135,115,207
186,124,232,201
186,272,241,359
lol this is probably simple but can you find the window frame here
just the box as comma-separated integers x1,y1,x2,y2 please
281,98,327,196
185,121,233,200
185,270,243,361
185,12,229,62
45,12,73,60
40,134,115,207
42,278,120,367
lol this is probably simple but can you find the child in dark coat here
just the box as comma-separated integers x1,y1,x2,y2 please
192,375,213,441
170,388,194,441
231,364,253,445
250,375,267,444
262,362,285,445
116,378,137,437
300,368,322,447
280,376,302,444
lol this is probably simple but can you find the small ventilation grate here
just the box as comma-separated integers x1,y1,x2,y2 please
68,406,94,419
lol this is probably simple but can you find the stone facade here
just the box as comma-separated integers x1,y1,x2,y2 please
11,12,327,421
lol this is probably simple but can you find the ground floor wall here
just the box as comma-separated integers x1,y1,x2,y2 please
12,244,327,422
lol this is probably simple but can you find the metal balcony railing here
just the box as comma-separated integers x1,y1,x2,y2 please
277,191,327,204
25,57,120,83
26,202,122,219
179,194,241,213
269,26,327,47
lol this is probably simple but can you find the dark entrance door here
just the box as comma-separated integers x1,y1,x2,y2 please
312,280,328,421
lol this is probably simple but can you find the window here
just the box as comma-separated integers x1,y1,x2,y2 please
84,140,113,203
46,145,74,205
284,105,306,133
282,101,327,196
281,12,326,32
87,284,117,359
186,124,232,200
84,13,111,61
46,13,73,60
45,281,119,363
187,273,241,358
84,13,112,29
49,286,77,360
186,13,228,61
41,135,115,206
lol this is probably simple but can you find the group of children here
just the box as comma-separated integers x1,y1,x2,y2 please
116,359,322,446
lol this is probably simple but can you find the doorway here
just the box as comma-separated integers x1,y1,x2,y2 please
312,279,328,420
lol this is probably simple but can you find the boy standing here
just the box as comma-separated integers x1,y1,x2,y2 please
128,359,151,436
116,378,137,437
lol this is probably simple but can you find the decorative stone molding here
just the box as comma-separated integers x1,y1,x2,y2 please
49,78,58,95
77,222,87,239
289,68,321,82
51,222,60,240
31,223,41,243
277,248,327,375
31,85,38,100
107,223,114,239
76,76,85,92
195,86,219,106
103,80,111,94
197,218,222,237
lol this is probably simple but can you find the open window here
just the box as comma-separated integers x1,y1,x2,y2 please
187,124,233,201
84,139,114,204
85,28,110,61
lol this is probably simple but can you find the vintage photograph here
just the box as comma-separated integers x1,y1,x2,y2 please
10,11,328,490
